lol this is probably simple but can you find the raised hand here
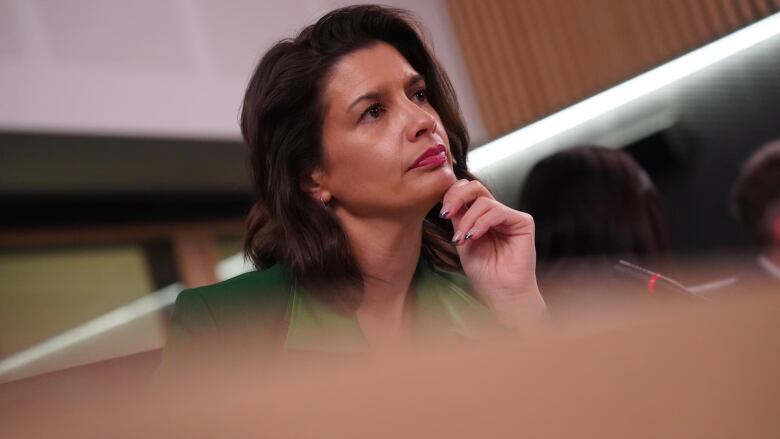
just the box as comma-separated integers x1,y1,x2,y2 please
440,179,546,329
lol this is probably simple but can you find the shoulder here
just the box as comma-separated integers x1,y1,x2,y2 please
156,265,293,380
182,264,289,300
427,264,475,295
173,264,292,328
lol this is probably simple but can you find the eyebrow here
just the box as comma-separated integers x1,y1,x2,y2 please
347,73,425,112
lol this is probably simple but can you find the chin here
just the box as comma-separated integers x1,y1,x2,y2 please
414,167,457,209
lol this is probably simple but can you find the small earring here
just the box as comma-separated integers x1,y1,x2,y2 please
320,195,330,208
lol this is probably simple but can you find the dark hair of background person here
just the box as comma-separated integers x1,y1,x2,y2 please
730,139,780,250
239,5,479,311
518,146,668,272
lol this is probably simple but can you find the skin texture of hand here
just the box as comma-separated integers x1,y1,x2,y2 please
440,179,547,329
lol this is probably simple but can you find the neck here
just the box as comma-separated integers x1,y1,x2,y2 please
332,207,424,346
337,210,423,305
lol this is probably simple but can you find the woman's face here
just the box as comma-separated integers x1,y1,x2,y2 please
316,42,456,220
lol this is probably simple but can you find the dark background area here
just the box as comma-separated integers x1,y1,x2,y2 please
0,133,253,227
625,49,780,254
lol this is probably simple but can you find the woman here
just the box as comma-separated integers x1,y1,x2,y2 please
160,5,544,367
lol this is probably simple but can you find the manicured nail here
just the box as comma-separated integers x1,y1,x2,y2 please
464,229,475,240
451,231,463,244
439,209,449,219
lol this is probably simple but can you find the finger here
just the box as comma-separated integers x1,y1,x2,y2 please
439,179,493,219
454,206,535,245
438,179,469,218
450,196,496,244
463,209,509,243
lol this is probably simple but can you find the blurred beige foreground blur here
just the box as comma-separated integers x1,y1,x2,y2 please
2,291,779,438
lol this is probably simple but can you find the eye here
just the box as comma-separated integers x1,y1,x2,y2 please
412,87,428,103
360,103,385,122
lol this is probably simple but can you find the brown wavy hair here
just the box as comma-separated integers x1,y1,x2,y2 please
240,5,478,310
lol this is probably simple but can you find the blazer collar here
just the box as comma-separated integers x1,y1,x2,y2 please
283,257,493,353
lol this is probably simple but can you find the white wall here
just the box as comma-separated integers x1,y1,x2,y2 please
0,0,487,144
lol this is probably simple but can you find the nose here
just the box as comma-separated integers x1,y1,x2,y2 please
404,101,437,143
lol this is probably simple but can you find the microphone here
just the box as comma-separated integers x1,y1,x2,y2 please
613,260,737,298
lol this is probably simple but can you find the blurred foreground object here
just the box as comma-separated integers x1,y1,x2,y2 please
730,139,780,291
1,292,778,438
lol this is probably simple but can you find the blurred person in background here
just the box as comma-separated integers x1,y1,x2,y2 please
730,139,780,292
518,146,670,315
158,5,544,374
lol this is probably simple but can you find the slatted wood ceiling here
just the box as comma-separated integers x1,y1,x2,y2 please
446,0,780,139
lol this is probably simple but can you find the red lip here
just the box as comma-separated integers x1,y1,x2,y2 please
408,144,447,171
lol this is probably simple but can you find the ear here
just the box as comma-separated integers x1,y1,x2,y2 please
300,165,331,205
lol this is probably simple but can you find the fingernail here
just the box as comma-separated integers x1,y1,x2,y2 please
464,230,475,240
439,209,449,219
451,231,462,244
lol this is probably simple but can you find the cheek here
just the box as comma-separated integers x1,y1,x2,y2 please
436,118,449,141
432,114,451,150
328,138,402,192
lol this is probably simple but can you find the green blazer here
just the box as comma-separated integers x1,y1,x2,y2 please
157,257,495,372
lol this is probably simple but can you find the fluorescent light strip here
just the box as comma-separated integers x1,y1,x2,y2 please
0,253,252,379
0,283,180,378
468,12,780,172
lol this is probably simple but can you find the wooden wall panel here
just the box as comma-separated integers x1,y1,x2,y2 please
0,219,243,289
446,0,779,139
172,229,219,288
